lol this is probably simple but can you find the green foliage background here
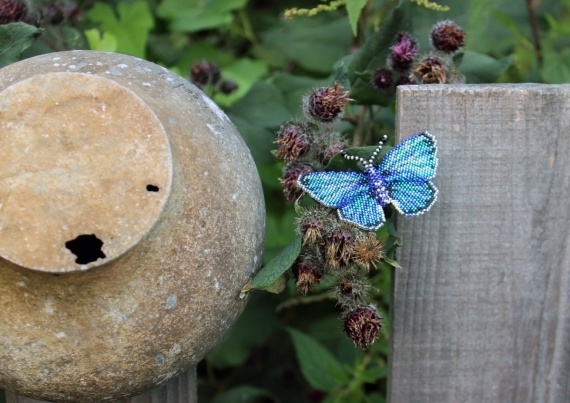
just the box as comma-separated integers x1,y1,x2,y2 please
1,0,570,402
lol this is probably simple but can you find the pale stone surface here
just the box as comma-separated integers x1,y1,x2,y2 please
0,51,265,402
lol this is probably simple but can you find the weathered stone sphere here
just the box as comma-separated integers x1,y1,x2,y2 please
0,51,264,401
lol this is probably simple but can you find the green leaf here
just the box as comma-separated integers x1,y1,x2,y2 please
459,51,515,83
348,2,411,104
86,0,153,58
287,328,350,391
84,29,117,52
241,234,302,296
213,58,269,108
214,385,277,403
227,81,290,165
0,23,40,68
541,45,570,84
262,14,352,74
332,59,351,91
345,0,368,36
272,72,326,115
157,0,247,33
383,256,401,270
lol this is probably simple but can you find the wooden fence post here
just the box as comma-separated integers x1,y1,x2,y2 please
389,84,570,403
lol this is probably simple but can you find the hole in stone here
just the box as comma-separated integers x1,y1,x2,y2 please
146,184,160,192
65,234,106,265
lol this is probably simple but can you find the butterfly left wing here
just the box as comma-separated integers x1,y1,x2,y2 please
298,171,367,208
298,171,385,230
379,132,438,216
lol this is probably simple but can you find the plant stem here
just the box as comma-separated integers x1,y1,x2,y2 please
525,0,543,67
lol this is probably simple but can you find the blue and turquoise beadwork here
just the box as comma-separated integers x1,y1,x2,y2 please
298,131,438,231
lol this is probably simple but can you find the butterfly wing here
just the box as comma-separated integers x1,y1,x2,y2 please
380,131,437,181
338,191,385,230
298,171,385,230
388,180,438,216
298,171,368,208
380,132,438,216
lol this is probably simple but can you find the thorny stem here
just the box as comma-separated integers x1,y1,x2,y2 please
525,0,543,67
275,291,334,313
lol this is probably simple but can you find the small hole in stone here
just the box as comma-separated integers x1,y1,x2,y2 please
146,184,160,192
65,234,106,265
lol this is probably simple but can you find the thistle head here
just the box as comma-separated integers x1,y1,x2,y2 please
431,20,466,53
351,232,384,271
343,305,383,349
190,60,221,87
303,83,351,124
388,32,419,71
371,67,394,92
280,162,314,203
0,0,27,24
411,56,449,84
273,123,311,162
321,226,355,269
292,258,323,295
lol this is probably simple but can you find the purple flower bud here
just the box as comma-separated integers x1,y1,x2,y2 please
190,61,221,87
0,0,27,24
273,123,311,162
219,79,239,94
303,83,351,124
280,163,313,203
343,305,383,349
389,32,419,71
431,20,466,53
371,67,394,91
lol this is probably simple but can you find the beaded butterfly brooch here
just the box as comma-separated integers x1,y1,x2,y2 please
297,131,438,231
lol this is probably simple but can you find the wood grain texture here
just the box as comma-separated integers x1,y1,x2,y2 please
389,84,570,403
5,367,196,403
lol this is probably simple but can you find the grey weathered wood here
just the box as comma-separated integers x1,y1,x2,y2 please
389,84,570,403
5,366,196,403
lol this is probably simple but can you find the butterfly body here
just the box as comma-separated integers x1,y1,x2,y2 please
298,132,438,231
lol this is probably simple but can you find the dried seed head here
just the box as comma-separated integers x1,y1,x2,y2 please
411,56,449,84
321,227,354,269
280,162,313,203
343,305,383,349
190,61,221,87
303,83,351,124
292,259,322,295
431,20,466,53
388,32,419,71
352,233,384,271
333,273,373,309
296,206,334,245
274,123,311,161
370,67,394,91
0,0,27,24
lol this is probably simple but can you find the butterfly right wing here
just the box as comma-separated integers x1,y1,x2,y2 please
380,132,437,182
338,191,385,230
298,171,368,208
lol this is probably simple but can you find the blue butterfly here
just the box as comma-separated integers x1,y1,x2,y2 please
298,131,438,231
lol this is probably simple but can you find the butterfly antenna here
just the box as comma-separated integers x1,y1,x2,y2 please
367,135,388,165
342,134,388,168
